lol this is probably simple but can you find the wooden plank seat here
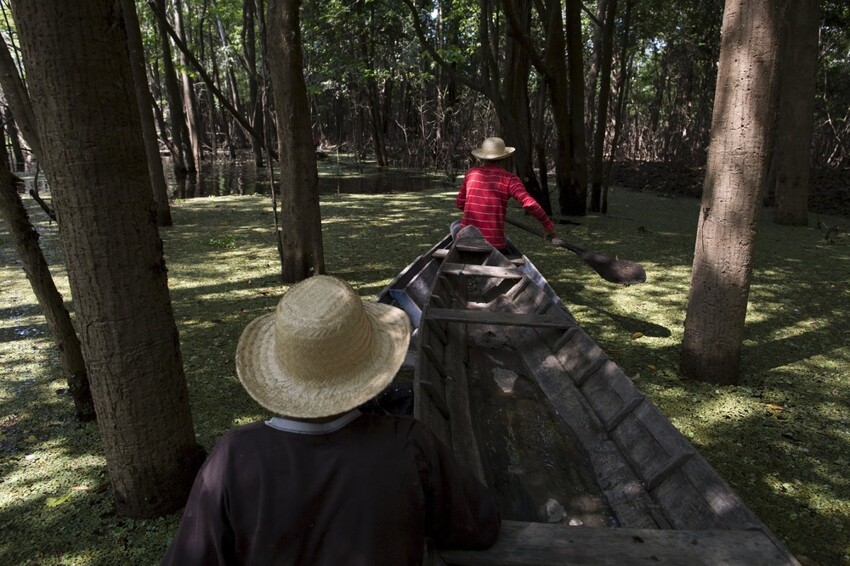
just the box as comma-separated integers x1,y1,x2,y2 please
427,308,574,329
440,263,523,279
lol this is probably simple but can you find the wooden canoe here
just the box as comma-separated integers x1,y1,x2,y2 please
378,226,798,565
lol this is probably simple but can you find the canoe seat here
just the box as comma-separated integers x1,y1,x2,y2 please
441,263,523,279
426,308,573,329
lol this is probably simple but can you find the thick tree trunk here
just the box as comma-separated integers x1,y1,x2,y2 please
680,0,782,384
773,0,818,226
266,0,325,283
0,148,95,421
121,0,173,227
13,0,201,517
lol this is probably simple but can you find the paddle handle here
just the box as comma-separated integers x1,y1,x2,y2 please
505,217,584,254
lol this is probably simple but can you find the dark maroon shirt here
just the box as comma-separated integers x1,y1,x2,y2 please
162,411,500,565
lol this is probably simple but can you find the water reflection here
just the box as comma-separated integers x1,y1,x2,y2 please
17,155,453,202
164,155,446,198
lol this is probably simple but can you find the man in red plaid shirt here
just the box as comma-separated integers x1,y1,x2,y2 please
456,137,556,250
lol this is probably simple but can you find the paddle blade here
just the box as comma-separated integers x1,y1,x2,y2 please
553,238,646,285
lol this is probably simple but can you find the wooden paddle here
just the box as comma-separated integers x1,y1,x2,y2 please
506,217,647,285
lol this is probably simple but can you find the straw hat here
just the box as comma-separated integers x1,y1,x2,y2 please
471,137,515,160
235,275,411,418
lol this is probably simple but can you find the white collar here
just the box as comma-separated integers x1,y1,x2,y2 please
264,409,361,435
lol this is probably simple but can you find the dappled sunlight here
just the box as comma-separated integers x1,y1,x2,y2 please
2,185,848,564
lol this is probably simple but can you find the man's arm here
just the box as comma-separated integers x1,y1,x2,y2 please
161,445,234,565
507,179,555,236
456,174,468,210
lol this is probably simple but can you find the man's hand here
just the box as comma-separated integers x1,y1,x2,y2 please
544,229,558,243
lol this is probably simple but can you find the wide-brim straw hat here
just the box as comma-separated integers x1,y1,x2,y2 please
235,275,411,418
471,137,515,160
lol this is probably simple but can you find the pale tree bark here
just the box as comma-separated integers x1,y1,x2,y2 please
12,0,201,517
773,0,819,226
266,0,325,283
681,0,783,384
0,143,95,421
121,0,173,227
173,0,202,169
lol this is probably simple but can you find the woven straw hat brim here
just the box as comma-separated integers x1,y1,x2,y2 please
471,146,515,160
235,301,410,418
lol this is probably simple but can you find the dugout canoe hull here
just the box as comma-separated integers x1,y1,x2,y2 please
377,226,798,565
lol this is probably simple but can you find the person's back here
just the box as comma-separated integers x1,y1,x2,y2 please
456,137,555,249
161,276,500,565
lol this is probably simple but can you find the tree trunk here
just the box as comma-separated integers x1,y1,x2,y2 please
217,17,248,153
0,146,95,421
602,0,635,214
243,0,265,167
12,0,201,517
3,107,26,171
0,38,44,162
680,0,783,384
266,0,325,283
773,0,818,226
121,0,173,227
173,0,202,169
565,0,588,214
590,0,618,212
503,0,549,214
154,0,191,177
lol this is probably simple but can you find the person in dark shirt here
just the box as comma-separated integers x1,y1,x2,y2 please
162,275,500,565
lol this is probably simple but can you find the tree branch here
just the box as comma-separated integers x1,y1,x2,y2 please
145,0,277,160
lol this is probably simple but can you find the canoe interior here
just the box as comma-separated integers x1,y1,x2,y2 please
378,227,797,565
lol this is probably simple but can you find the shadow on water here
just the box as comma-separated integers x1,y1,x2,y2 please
163,154,447,198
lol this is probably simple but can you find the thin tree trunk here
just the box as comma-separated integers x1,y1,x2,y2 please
173,0,201,170
154,0,191,177
0,37,43,162
243,0,265,167
3,107,26,171
566,0,588,214
681,0,783,384
217,17,247,153
266,0,325,283
13,0,201,517
590,0,617,212
0,146,95,421
121,0,173,227
602,0,634,214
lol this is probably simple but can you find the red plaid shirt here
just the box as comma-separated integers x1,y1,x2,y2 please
456,163,553,249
